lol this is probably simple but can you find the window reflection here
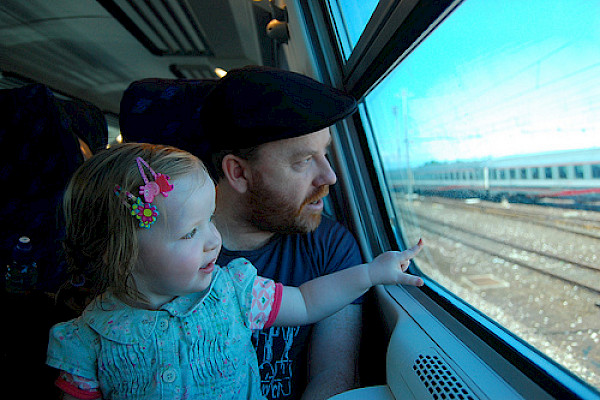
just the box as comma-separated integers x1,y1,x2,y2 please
325,0,379,60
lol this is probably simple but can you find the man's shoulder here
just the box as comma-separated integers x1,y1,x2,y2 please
311,214,353,239
307,215,360,255
303,215,362,271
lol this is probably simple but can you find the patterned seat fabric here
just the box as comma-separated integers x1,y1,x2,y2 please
119,78,217,162
0,84,108,292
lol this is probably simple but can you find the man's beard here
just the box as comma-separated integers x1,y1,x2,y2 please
245,172,329,234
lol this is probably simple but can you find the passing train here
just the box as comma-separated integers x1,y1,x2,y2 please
396,148,600,208
1,0,600,399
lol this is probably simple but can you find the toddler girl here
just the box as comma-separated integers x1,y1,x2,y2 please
47,143,424,400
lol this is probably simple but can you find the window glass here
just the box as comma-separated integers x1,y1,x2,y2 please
361,0,600,389
325,0,380,60
558,166,568,179
520,168,527,179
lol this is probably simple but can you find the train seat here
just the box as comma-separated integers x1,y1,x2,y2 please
119,78,218,161
0,83,108,396
59,97,109,155
0,83,108,292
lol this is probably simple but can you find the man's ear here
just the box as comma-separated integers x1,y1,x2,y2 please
221,154,251,193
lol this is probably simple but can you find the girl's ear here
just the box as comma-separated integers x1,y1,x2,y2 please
221,154,251,193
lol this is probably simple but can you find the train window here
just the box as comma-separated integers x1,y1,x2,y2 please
351,0,600,390
519,168,527,179
558,166,568,179
574,165,585,179
325,0,380,60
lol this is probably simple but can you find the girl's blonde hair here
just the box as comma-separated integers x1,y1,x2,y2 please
63,142,205,301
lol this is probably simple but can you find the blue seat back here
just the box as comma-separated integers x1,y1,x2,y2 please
0,84,107,291
119,78,217,161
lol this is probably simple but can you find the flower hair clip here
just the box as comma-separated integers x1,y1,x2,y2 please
113,157,174,229
114,185,158,228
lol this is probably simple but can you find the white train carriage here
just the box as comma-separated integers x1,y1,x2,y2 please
407,148,600,203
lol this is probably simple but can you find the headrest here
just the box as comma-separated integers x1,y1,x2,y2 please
119,78,218,158
58,98,108,153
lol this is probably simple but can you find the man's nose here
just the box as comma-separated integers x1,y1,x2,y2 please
314,155,337,187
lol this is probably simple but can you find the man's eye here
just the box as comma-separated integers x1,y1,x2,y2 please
297,157,311,166
182,227,198,240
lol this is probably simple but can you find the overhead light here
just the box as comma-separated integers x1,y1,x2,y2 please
252,0,289,44
214,68,228,78
266,18,288,43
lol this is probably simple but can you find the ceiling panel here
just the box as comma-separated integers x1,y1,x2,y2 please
0,0,269,114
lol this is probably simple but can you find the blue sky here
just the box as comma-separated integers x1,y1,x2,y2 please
353,0,600,169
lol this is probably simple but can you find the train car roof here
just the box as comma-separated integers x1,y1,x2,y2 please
411,147,600,173
487,147,600,168
0,0,274,115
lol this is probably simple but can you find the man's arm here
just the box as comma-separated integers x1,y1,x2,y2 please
302,304,362,400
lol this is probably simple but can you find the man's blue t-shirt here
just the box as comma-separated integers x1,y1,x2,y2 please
217,215,362,400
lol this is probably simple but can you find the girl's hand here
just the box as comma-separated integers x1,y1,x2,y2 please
368,239,424,287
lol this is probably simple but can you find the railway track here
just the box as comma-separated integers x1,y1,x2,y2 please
426,196,600,240
407,210,600,295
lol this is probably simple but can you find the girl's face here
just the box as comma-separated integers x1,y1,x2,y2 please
133,170,221,309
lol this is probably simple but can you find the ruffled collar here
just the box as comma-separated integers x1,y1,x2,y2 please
83,267,223,344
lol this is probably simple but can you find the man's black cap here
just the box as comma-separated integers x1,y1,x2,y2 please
199,65,358,152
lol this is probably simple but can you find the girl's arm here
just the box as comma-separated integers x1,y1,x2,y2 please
273,240,424,326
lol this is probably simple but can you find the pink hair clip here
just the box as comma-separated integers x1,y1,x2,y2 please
136,157,173,203
112,157,173,229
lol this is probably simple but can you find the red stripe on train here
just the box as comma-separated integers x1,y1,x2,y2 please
543,188,600,197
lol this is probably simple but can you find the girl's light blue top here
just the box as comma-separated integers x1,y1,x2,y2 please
47,258,267,399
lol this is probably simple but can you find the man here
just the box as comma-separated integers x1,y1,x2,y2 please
198,66,361,400
119,66,361,400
